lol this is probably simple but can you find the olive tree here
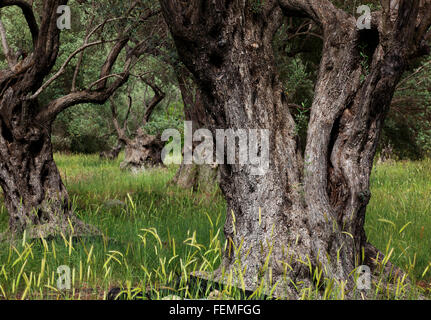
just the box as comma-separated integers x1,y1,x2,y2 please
0,0,157,238
159,0,431,296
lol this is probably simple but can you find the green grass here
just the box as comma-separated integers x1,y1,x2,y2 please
0,154,430,299
0,153,227,300
366,159,431,282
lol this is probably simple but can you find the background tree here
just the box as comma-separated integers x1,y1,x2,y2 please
124,20,222,193
169,64,220,194
160,0,431,297
109,78,166,172
99,12,185,171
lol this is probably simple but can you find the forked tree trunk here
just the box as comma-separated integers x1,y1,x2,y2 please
160,0,431,297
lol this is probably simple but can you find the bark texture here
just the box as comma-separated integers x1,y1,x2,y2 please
160,0,431,297
119,129,165,173
170,65,220,193
0,109,97,238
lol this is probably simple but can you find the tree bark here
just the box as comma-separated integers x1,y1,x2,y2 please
119,128,165,173
0,112,97,238
100,142,123,160
160,0,431,297
170,65,220,194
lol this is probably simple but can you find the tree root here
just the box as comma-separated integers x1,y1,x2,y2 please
190,242,424,300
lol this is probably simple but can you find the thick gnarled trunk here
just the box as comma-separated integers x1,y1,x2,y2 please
161,0,431,297
110,81,166,174
162,2,310,295
119,129,165,173
0,110,96,239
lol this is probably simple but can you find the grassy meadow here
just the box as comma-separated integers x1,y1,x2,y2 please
0,153,430,300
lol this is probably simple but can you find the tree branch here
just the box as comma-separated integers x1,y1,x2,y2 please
88,73,126,90
396,58,431,89
277,0,352,29
123,93,133,130
33,0,159,124
26,38,121,101
70,16,132,92
141,77,165,125
71,12,96,92
36,34,139,122
31,0,69,77
109,96,131,145
95,37,130,90
37,70,130,123
72,0,143,91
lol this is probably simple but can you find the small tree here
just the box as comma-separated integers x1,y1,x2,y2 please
108,78,166,172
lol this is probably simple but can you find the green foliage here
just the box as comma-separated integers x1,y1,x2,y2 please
381,56,431,159
273,22,319,149
53,104,114,153
1,0,176,154
273,17,430,160
332,0,381,13
359,43,371,82
283,58,314,107
293,102,309,140
0,6,32,70
143,110,184,136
